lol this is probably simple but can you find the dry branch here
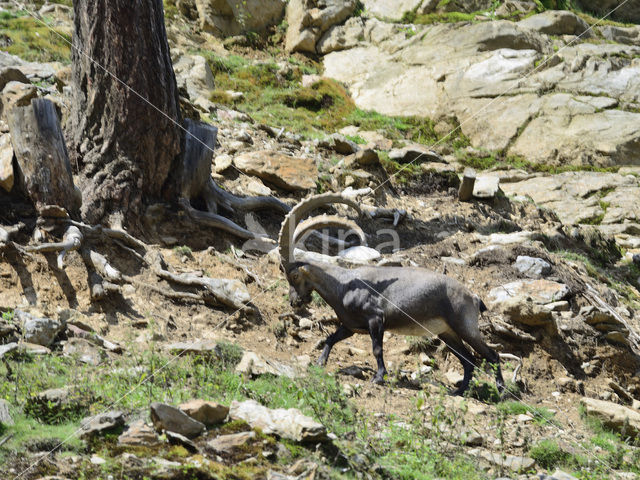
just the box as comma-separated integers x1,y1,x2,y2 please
25,225,83,269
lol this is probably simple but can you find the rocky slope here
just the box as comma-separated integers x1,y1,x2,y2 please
1,1,640,480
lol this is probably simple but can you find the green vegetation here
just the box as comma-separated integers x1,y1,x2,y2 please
172,245,193,256
497,401,557,426
0,11,71,63
529,439,572,470
403,11,478,25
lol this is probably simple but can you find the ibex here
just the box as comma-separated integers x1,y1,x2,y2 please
279,193,504,395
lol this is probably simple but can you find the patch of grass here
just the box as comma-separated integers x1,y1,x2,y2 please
497,401,557,426
529,439,572,470
172,245,193,256
408,11,478,25
0,13,71,63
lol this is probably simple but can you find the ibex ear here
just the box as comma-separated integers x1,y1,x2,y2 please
299,265,310,276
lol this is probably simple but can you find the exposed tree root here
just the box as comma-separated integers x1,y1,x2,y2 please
25,226,83,269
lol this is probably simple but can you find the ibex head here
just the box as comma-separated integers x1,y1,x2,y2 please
278,193,366,308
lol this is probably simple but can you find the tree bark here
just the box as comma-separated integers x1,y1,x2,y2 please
68,0,182,228
9,98,80,215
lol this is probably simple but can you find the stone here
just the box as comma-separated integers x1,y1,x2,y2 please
230,399,327,442
495,1,537,18
361,0,423,20
488,279,570,305
195,0,286,37
246,178,272,196
285,0,357,53
80,411,125,438
179,399,229,426
575,0,640,24
166,431,199,453
206,431,255,454
0,342,17,359
468,448,536,472
389,145,443,164
599,25,640,46
317,16,366,54
480,231,539,245
550,470,579,480
514,256,552,278
16,310,65,347
1,81,37,119
29,387,91,422
0,133,13,192
344,148,379,168
338,246,381,263
63,338,106,366
150,402,206,439
460,429,484,446
19,342,51,355
0,67,29,91
234,150,318,191
473,175,501,199
235,351,297,378
0,399,14,426
320,133,359,154
118,420,161,447
213,154,233,173
164,339,219,356
517,10,591,36
580,397,640,439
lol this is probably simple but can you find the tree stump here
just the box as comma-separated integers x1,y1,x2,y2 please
8,98,80,215
180,119,218,201
458,168,476,202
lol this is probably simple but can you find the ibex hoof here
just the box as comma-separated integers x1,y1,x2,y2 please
371,374,386,385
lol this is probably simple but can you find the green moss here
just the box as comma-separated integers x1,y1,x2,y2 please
529,439,572,470
497,401,557,426
0,14,71,63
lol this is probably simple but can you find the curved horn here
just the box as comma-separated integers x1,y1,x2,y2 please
278,193,363,271
293,214,366,248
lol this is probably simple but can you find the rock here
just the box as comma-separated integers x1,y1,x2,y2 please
546,300,570,312
234,150,318,191
164,339,219,356
0,67,29,91
28,387,91,423
338,246,381,263
516,413,533,423
285,0,357,53
207,430,256,454
581,307,626,332
460,429,484,446
344,148,379,167
472,175,501,199
213,154,233,173
195,0,286,37
63,338,106,366
575,0,640,24
599,25,640,46
150,402,206,439
166,431,199,453
495,1,537,18
19,342,51,355
361,0,423,20
16,310,65,347
317,16,366,54
580,397,640,439
488,279,570,305
550,470,579,480
245,178,272,196
80,411,125,438
468,448,536,472
230,399,327,442
514,256,552,278
0,133,13,192
517,10,591,36
173,54,215,108
389,145,443,164
480,231,539,245
0,342,18,359
1,81,37,119
0,399,14,426
118,420,161,447
319,133,359,154
179,399,229,426
90,455,106,465
235,351,297,378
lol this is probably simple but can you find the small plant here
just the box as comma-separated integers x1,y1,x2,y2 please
173,245,193,256
529,439,571,470
1,309,14,323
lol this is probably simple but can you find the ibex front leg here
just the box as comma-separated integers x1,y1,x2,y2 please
317,324,353,366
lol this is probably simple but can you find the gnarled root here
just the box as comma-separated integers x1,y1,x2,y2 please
25,225,83,269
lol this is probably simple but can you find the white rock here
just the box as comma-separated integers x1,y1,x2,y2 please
514,255,551,278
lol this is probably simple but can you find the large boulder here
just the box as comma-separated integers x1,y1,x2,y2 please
0,133,14,192
234,150,318,191
517,10,592,36
580,397,640,439
16,310,65,347
285,0,357,53
150,402,206,439
194,0,286,37
574,0,640,24
360,0,422,20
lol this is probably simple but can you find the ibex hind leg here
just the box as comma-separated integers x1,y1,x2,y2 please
439,332,476,396
460,330,505,394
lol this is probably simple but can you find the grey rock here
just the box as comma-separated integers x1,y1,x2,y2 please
150,402,206,439
514,255,552,278
118,420,161,447
473,175,501,199
0,342,18,359
63,338,106,366
80,411,125,438
164,339,219,356
361,0,423,21
0,399,14,426
574,0,640,24
320,133,359,154
467,448,535,472
235,351,298,378
166,430,199,453
599,25,640,46
338,246,381,263
550,470,579,480
488,279,569,305
196,0,286,37
0,67,29,91
580,397,640,439
230,399,327,442
0,132,14,192
206,431,255,454
389,145,443,164
633,253,640,266
16,310,65,347
517,10,592,37
179,399,229,426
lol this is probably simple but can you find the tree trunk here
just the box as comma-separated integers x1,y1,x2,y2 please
68,0,182,228
9,98,80,215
